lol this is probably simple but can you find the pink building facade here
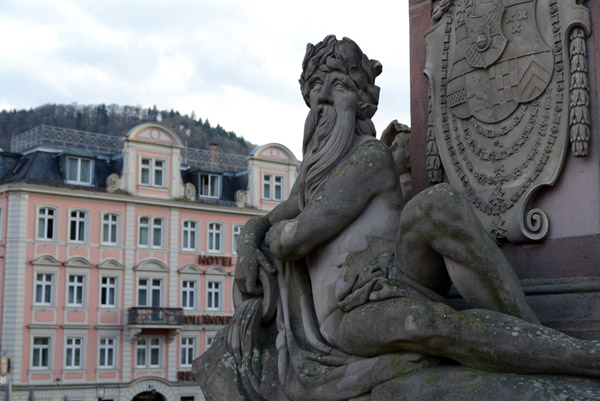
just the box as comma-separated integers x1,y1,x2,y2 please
0,123,299,400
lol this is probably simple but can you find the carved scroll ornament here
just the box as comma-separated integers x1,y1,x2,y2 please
425,0,591,242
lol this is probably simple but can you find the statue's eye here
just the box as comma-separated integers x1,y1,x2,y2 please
334,80,349,91
311,80,323,92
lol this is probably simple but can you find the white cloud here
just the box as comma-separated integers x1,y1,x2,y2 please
0,0,412,159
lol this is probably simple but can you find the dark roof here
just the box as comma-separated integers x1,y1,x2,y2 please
0,152,22,182
1,152,62,185
0,151,116,191
0,150,250,204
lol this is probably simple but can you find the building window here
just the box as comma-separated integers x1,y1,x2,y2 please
138,279,162,307
141,159,151,185
140,158,165,187
263,174,284,201
136,337,161,368
207,281,221,311
102,213,119,245
180,337,195,367
154,160,164,186
67,275,85,307
206,333,215,349
66,157,92,185
207,223,222,252
37,207,56,240
35,273,53,305
100,277,117,307
99,338,116,369
199,174,220,198
136,338,147,368
69,210,87,243
182,220,197,251
153,218,163,247
232,225,242,254
32,337,50,368
263,175,272,199
65,337,83,369
182,281,196,310
139,217,150,246
274,176,283,200
139,217,164,248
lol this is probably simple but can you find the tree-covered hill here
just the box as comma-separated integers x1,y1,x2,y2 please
0,104,254,155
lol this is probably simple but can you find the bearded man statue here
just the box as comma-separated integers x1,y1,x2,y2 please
193,35,600,401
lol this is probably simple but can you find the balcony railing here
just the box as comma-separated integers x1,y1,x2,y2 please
128,307,184,326
11,125,123,155
11,125,250,171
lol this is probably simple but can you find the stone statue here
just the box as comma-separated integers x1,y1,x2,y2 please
193,35,600,401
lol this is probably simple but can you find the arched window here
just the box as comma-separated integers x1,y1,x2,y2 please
207,223,223,252
182,220,198,251
139,217,165,248
37,207,57,240
69,210,88,243
102,213,120,245
232,225,243,254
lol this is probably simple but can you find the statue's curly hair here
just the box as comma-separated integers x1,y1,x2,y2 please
299,35,382,120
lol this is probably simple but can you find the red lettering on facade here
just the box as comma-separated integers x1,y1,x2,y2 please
177,371,196,381
198,255,233,266
182,314,232,325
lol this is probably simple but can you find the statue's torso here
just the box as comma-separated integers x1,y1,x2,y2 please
306,189,402,325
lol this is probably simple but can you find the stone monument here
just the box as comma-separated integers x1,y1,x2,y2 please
193,34,600,400
424,0,591,243
411,0,600,343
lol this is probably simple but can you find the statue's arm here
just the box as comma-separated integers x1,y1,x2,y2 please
267,141,399,261
235,181,301,295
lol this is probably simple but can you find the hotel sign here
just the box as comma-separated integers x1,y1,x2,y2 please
198,255,233,267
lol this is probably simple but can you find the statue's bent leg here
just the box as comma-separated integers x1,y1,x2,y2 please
396,184,539,324
328,297,600,377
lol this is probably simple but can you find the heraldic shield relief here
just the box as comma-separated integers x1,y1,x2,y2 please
425,0,591,242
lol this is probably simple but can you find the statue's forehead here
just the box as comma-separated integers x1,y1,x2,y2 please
308,69,354,85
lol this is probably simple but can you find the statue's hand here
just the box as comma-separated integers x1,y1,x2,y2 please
234,218,273,296
236,246,266,296
266,219,299,260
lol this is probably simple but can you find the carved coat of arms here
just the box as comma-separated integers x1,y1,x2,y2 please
425,0,591,242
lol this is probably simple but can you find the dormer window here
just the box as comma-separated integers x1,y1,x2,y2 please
263,174,284,201
140,158,165,187
200,174,220,198
66,157,92,185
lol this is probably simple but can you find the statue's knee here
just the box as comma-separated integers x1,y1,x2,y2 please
402,184,463,230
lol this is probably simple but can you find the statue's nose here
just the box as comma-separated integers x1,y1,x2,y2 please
317,82,333,105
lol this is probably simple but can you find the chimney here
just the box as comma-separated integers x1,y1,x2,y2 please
209,144,219,167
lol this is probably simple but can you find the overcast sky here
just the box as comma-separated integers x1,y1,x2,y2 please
0,0,411,157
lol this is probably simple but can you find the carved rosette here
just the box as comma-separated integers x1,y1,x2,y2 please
184,183,196,201
425,0,591,242
106,173,121,192
235,190,247,208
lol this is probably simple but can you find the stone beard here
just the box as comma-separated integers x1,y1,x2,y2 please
298,104,372,208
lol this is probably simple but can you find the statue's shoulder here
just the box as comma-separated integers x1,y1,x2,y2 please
333,139,398,190
348,138,394,163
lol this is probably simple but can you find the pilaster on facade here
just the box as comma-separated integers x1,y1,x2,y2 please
169,208,180,308
122,202,136,383
167,334,177,382
2,192,29,384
